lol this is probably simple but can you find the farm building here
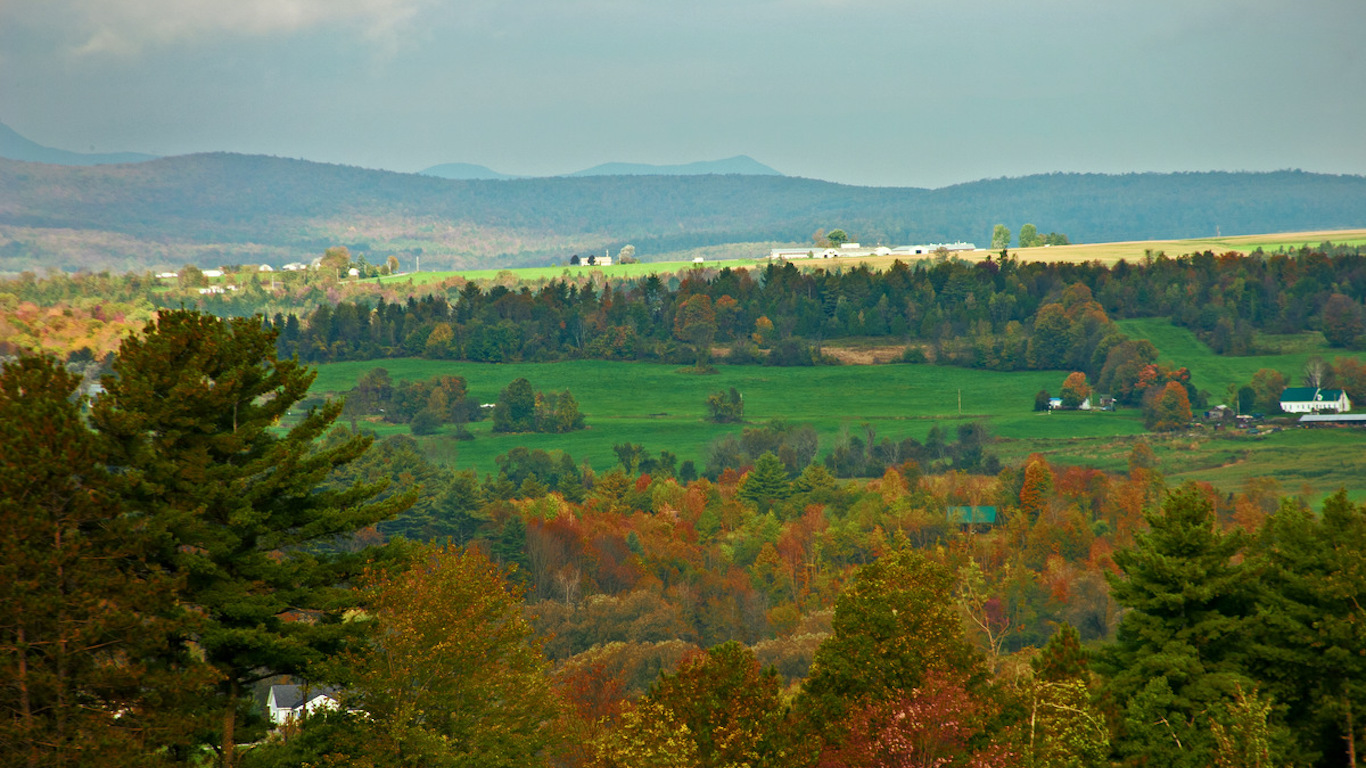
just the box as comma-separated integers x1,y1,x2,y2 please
947,506,998,530
1279,387,1351,414
1298,414,1366,427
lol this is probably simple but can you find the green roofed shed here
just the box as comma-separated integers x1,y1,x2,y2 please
947,506,998,526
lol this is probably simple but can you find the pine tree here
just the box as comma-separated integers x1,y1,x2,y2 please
0,355,204,766
88,310,414,767
737,452,791,513
1099,485,1253,767
1248,491,1366,766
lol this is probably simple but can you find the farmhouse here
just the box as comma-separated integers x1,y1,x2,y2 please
1279,387,1351,414
267,684,339,726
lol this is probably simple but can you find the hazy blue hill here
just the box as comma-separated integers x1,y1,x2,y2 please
419,162,519,180
566,155,783,177
2,151,1364,271
0,121,158,166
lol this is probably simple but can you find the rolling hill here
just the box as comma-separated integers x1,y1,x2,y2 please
1,150,1364,273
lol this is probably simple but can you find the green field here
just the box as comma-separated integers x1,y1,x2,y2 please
309,359,1147,475
307,315,1366,495
1112,318,1358,398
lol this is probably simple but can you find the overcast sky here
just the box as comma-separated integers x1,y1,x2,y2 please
2,0,1363,187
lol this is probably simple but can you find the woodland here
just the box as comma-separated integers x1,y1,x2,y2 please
2,308,1365,768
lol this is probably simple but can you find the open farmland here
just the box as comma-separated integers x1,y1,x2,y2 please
308,359,1145,474
374,227,1366,287
307,312,1366,499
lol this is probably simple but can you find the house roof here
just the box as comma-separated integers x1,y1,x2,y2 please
269,684,338,710
1299,414,1366,423
947,506,998,525
1280,387,1346,403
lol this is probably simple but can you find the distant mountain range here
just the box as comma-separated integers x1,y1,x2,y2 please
1,121,781,180
0,122,158,166
1,125,1364,274
421,155,782,180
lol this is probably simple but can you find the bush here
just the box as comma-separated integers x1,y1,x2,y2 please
409,409,441,436
706,388,744,423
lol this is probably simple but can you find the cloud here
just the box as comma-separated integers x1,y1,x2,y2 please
4,0,427,57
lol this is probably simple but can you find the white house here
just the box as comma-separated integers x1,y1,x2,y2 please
202,269,224,278
1279,387,1351,414
768,248,813,260
258,264,275,272
267,685,339,726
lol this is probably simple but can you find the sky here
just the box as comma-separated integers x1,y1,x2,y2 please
2,0,1363,188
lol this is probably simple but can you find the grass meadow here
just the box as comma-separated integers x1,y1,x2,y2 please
308,313,1366,499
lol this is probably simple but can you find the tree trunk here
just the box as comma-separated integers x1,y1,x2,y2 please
17,625,37,768
1348,696,1358,768
222,679,238,768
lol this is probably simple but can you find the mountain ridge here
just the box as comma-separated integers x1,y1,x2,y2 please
0,122,158,166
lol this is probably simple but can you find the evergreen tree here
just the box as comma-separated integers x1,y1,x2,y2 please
1033,622,1088,682
0,355,204,765
88,310,414,767
1099,485,1253,767
1248,491,1366,766
737,452,791,512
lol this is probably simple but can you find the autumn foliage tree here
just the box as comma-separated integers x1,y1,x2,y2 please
1144,380,1193,431
1059,372,1091,409
796,548,986,756
289,546,561,766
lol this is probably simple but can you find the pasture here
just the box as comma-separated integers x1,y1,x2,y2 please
309,359,1143,475
308,315,1366,497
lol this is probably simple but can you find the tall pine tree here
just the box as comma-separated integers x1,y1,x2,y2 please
89,311,414,767
0,355,204,767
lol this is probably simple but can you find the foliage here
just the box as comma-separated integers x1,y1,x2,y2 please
87,310,415,764
737,452,792,513
1100,485,1252,766
705,387,744,423
493,378,585,434
0,355,204,765
1059,372,1091,409
797,548,985,741
641,641,785,768
992,224,1012,250
316,545,560,767
591,699,698,768
1144,380,1193,431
